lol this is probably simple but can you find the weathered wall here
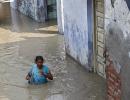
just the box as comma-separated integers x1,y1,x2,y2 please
10,0,47,22
105,0,130,99
62,0,93,69
57,0,64,34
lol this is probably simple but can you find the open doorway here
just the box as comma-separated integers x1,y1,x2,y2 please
45,0,57,21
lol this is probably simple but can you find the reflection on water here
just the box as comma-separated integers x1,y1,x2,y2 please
0,2,106,100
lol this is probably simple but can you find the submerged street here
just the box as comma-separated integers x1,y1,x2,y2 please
0,2,105,100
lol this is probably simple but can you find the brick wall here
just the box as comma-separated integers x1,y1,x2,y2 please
106,59,121,100
104,0,130,99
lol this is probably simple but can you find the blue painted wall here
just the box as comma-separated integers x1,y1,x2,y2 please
87,0,94,68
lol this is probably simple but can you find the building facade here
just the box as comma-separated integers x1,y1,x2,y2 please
10,0,130,99
58,0,94,71
58,0,130,99
10,0,57,22
105,0,130,99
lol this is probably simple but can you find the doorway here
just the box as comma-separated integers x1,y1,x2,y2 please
46,0,57,20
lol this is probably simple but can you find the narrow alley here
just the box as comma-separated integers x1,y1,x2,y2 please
0,2,106,100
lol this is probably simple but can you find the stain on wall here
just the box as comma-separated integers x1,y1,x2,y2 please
106,22,123,74
111,0,116,8
105,0,130,99
10,0,47,22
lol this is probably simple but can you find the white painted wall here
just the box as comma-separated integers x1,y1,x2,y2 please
57,0,64,34
62,0,89,68
10,0,47,22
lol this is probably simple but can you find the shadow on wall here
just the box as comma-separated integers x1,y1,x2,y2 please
125,0,130,10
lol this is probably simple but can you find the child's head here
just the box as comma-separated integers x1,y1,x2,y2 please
35,56,45,69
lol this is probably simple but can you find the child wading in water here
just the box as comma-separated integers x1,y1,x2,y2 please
26,56,53,85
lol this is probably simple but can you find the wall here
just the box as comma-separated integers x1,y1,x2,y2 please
57,0,64,34
10,0,47,22
105,0,130,99
0,2,10,20
62,0,93,69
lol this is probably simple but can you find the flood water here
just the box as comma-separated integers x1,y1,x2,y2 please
0,2,106,100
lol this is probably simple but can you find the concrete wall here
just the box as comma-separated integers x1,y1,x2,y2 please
61,0,93,69
10,0,47,22
57,0,64,34
105,0,130,99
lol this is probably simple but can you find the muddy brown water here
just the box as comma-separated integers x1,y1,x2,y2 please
0,2,106,100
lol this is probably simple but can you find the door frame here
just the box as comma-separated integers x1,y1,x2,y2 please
93,0,97,73
92,0,106,78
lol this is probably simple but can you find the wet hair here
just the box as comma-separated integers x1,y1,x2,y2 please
35,56,44,62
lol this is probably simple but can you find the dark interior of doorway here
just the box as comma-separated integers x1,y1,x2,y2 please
45,0,57,21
